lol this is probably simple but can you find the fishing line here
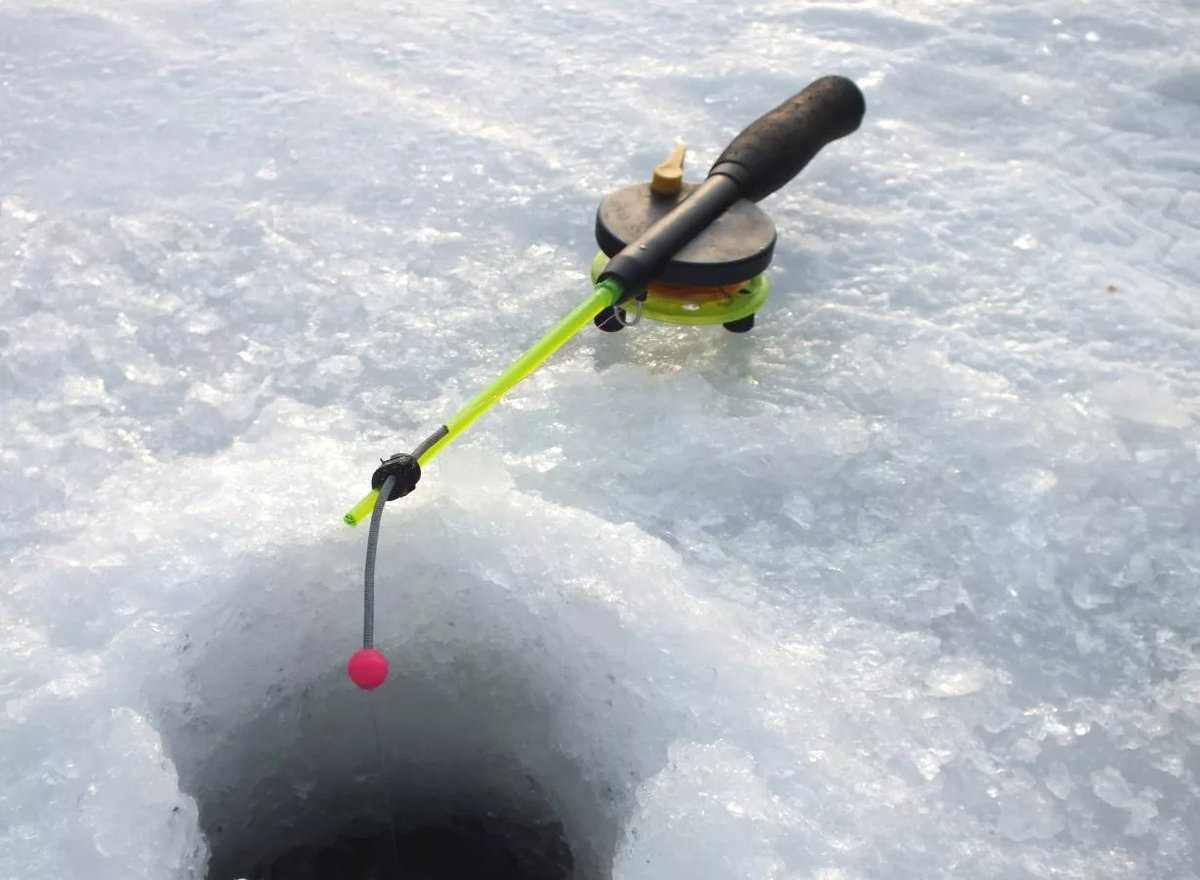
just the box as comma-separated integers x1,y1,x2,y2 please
365,693,402,870
356,472,402,869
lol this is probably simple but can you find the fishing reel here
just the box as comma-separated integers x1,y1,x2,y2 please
591,144,776,333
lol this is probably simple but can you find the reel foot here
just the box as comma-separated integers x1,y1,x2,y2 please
722,314,756,333
594,307,627,332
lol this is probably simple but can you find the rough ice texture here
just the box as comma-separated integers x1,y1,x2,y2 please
2,0,1199,878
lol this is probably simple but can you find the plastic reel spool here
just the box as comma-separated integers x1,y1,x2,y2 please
589,252,769,326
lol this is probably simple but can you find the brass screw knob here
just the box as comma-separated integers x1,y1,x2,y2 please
651,144,687,195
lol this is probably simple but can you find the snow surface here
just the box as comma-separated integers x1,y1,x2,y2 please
2,0,1199,877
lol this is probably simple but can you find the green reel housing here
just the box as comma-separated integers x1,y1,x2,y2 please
591,146,776,332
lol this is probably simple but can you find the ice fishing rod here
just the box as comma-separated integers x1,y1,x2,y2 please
344,75,866,690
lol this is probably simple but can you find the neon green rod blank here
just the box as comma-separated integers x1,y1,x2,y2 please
344,491,380,527
343,278,624,526
418,281,621,465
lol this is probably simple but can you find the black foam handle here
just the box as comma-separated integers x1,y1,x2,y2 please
708,75,865,203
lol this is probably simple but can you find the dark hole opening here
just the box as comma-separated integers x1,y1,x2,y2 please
232,811,574,880
153,563,641,880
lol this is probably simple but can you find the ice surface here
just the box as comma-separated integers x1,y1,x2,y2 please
2,0,1199,877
